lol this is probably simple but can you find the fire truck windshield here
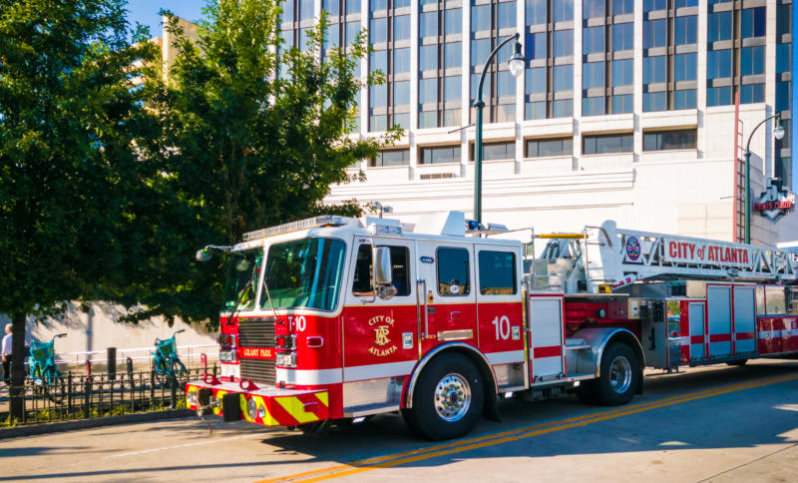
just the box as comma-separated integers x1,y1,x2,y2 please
222,249,263,312
261,238,346,312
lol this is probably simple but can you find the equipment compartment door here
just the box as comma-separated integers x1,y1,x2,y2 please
528,295,565,381
688,302,706,361
733,286,756,354
707,285,732,357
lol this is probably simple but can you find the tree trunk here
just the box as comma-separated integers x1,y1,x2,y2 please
9,311,27,421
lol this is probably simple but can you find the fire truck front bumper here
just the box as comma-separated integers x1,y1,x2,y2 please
185,380,329,427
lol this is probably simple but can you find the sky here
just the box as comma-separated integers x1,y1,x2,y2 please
126,1,798,193
126,0,206,37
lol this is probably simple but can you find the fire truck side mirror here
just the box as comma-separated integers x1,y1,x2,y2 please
374,246,393,287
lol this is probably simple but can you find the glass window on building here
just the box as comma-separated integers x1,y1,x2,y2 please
445,7,462,34
526,101,546,120
674,53,697,82
420,145,462,164
420,11,438,38
527,0,547,25
583,0,604,19
583,62,605,89
553,65,573,92
583,26,605,55
553,0,574,22
643,92,666,112
370,149,410,167
643,129,697,151
525,137,573,157
498,1,515,29
583,96,605,116
370,49,387,73
419,78,438,103
741,7,766,39
346,0,361,13
370,17,387,43
674,89,696,109
740,83,765,104
369,114,387,131
370,84,387,107
707,11,732,43
612,94,633,114
470,140,516,161
527,32,547,60
706,86,732,107
444,75,461,101
644,19,666,49
553,30,574,57
394,48,410,74
643,56,666,84
777,81,790,113
472,4,491,32
613,0,633,15
526,67,546,93
420,45,437,71
707,49,732,79
497,71,515,97
644,0,666,11
346,22,361,46
281,0,295,22
300,0,314,20
322,0,339,15
583,133,633,154
741,46,765,76
674,16,697,45
394,15,410,41
674,0,697,6
472,38,491,66
777,44,791,74
612,23,633,51
444,42,462,69
611,59,633,87
552,99,573,117
394,81,410,105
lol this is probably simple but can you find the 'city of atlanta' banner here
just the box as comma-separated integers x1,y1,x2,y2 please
663,238,753,269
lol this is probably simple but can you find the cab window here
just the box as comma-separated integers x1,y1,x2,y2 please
437,247,470,296
352,244,411,296
478,251,516,295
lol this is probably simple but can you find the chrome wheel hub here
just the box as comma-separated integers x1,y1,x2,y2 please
434,373,471,422
609,355,633,394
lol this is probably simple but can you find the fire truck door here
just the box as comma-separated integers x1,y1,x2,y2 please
416,242,478,354
473,247,525,372
707,284,733,357
341,237,418,413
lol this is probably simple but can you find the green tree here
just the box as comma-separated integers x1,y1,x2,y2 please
125,0,398,325
0,0,162,418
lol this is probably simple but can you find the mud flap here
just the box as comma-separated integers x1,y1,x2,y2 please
483,393,501,422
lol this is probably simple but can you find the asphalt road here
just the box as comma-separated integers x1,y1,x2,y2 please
2,358,798,483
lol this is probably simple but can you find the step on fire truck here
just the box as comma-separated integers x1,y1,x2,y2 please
186,212,798,440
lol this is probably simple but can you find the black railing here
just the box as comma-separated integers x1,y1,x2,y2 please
1,365,216,426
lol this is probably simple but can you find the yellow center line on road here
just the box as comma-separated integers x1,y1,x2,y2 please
258,372,798,483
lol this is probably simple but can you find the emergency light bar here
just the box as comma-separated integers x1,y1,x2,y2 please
242,215,360,241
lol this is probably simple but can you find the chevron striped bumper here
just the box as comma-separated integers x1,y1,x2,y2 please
186,381,329,427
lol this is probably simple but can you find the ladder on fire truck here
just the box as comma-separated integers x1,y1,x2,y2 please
537,221,798,294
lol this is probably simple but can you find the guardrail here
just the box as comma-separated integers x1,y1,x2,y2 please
1,365,216,426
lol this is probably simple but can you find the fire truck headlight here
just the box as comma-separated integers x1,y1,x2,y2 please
187,391,198,407
246,397,258,420
276,352,297,368
220,350,237,363
258,403,266,419
210,396,220,409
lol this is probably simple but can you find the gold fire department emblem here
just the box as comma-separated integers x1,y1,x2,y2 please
368,315,398,357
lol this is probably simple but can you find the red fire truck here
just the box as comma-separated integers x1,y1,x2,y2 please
186,212,798,440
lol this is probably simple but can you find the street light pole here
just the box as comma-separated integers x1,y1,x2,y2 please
473,33,524,224
742,113,784,244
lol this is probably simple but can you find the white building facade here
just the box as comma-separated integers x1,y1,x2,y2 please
278,0,798,243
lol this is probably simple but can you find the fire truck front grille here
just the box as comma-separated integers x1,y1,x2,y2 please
240,358,276,385
239,317,276,348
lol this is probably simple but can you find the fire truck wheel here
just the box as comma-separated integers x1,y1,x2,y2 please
594,343,639,406
406,352,484,441
726,359,748,366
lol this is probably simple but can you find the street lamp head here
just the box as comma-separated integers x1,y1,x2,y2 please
508,41,525,79
774,113,785,141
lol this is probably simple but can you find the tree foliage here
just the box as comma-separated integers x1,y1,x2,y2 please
0,0,162,418
123,0,398,326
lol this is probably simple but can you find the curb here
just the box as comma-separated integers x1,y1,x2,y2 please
0,409,194,440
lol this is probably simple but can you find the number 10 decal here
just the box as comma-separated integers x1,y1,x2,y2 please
491,315,511,340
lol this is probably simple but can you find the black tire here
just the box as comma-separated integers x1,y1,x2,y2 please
593,343,640,406
404,353,484,441
726,359,748,366
575,380,598,405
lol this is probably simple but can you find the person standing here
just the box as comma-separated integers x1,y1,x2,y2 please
1,323,12,384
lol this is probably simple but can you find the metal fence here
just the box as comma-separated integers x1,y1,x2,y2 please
1,364,216,426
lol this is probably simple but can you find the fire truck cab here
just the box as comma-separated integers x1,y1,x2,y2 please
186,212,798,440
